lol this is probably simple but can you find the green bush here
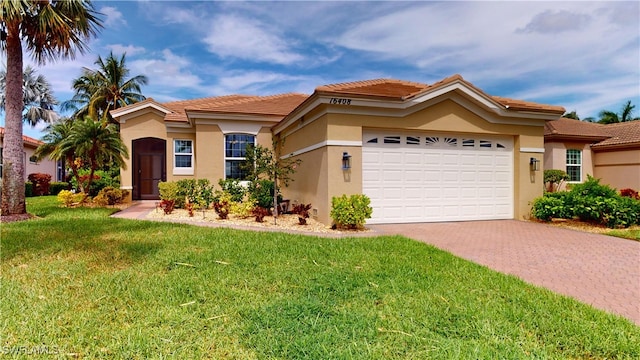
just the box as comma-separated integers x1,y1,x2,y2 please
71,169,119,196
49,182,70,196
57,190,84,207
175,179,214,209
158,181,179,202
94,186,129,206
544,169,569,192
568,176,617,199
530,195,571,221
531,176,640,228
330,194,373,230
248,179,281,210
25,182,34,197
217,178,247,202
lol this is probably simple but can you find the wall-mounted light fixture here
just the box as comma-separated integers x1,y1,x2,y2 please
342,152,352,170
529,157,540,171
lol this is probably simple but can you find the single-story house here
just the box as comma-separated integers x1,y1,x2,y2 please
0,126,62,182
544,118,640,191
111,74,565,225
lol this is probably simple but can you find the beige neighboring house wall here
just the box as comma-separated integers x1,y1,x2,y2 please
544,118,640,192
593,149,640,190
114,75,565,225
0,127,58,182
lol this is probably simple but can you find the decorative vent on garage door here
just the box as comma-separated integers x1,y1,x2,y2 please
365,134,510,150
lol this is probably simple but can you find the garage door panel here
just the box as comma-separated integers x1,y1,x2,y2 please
363,131,513,224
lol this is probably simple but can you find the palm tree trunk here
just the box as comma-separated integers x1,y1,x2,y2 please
1,22,26,216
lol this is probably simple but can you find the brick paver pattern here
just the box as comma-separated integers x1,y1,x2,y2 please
370,220,640,325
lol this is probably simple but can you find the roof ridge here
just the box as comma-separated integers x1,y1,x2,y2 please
316,78,429,92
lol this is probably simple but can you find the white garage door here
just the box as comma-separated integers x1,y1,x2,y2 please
363,131,513,224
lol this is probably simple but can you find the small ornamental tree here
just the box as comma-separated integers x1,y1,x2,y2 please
242,143,301,224
544,169,569,192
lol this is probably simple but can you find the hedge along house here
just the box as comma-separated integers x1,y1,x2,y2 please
544,118,640,191
112,74,565,225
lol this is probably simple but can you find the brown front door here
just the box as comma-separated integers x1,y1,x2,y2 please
132,138,166,200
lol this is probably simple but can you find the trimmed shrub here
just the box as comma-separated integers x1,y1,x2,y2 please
544,169,569,192
159,181,179,202
530,194,571,221
49,182,70,196
330,194,373,230
176,179,214,209
230,197,256,219
217,178,247,202
57,190,84,207
94,186,128,206
28,173,52,196
531,176,640,228
248,179,281,210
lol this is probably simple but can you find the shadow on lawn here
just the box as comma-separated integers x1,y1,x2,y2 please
0,217,175,263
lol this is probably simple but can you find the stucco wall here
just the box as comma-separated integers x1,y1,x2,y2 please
119,110,170,191
0,139,58,181
280,98,549,224
544,141,595,191
594,149,640,190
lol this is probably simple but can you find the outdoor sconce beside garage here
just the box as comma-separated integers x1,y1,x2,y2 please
342,152,352,170
529,157,540,171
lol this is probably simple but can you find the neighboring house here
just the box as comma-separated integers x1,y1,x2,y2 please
544,118,640,191
0,126,62,182
111,74,565,225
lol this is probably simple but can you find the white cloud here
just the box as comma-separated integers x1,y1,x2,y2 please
105,44,146,57
100,6,126,27
517,10,591,34
129,49,203,91
203,14,304,65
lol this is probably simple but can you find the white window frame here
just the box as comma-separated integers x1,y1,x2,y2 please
566,149,582,183
173,139,194,175
224,133,255,180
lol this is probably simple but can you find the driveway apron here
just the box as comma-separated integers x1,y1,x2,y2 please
370,220,640,325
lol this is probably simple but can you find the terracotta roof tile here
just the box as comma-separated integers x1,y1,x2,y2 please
544,118,609,139
316,78,429,99
544,118,640,148
592,121,640,148
0,127,43,148
315,74,564,114
187,93,308,116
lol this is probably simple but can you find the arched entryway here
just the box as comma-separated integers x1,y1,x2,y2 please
132,138,166,200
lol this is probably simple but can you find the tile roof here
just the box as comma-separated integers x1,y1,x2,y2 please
315,74,565,114
591,121,640,148
544,118,640,149
0,126,43,148
163,93,308,122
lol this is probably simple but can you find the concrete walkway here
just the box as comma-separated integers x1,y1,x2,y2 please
370,220,640,325
113,203,639,325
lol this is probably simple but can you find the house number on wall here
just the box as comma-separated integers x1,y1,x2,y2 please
329,98,352,105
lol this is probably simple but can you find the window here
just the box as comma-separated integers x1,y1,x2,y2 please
566,149,582,182
29,155,38,164
174,139,193,175
225,134,255,180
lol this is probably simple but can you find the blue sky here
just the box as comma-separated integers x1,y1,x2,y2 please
3,0,639,140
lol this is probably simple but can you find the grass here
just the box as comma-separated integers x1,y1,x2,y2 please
606,228,640,241
1,196,639,359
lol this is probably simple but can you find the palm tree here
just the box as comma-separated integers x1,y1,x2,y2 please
34,119,84,193
598,101,639,124
68,117,128,200
63,52,147,124
0,66,59,126
0,0,102,215
563,110,580,120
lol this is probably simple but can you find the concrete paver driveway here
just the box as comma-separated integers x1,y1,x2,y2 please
370,220,640,325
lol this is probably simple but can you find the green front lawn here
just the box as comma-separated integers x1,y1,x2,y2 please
1,196,638,358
